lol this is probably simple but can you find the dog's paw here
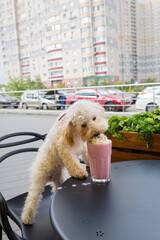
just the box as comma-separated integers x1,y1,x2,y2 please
71,168,88,179
21,211,34,225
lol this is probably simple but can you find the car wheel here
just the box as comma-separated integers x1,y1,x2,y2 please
146,103,158,112
104,102,117,112
42,103,48,110
22,103,28,109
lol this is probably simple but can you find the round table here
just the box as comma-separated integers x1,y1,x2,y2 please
50,160,160,240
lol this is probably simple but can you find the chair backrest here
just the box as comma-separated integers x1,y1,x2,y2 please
0,132,46,163
0,132,46,240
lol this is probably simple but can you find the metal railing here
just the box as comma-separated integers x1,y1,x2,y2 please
0,82,160,112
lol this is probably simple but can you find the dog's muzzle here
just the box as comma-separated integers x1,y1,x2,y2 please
94,131,100,137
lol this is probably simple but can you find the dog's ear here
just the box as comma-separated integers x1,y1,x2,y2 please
62,121,74,146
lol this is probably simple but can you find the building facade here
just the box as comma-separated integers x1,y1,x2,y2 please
137,0,160,82
0,0,119,87
118,0,138,83
1,0,159,86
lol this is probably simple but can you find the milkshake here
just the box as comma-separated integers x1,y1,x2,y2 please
87,134,112,183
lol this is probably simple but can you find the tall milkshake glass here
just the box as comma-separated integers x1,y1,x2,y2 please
87,138,112,183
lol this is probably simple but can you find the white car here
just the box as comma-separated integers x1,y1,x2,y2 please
139,86,160,95
136,89,160,112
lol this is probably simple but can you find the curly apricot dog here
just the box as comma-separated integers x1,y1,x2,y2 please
21,100,108,224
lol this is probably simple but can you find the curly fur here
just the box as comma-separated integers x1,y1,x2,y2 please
21,100,108,224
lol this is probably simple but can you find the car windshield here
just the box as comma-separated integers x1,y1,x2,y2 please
39,93,45,97
97,89,110,96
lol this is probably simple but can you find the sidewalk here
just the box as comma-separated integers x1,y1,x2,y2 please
0,107,142,118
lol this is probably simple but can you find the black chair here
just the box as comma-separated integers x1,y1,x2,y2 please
0,132,59,240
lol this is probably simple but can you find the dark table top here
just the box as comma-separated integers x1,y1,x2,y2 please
50,160,160,240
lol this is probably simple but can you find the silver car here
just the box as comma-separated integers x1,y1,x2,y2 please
21,90,59,110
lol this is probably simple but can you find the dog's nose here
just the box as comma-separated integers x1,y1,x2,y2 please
94,131,100,137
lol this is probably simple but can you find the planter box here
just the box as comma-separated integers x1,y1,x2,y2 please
106,132,160,162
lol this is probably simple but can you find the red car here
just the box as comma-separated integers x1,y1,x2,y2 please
66,89,131,111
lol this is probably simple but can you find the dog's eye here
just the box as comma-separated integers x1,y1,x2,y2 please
81,123,87,128
92,117,96,121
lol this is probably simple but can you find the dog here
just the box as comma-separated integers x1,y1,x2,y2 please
21,100,108,224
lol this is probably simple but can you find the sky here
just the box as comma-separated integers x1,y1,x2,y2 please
0,37,5,85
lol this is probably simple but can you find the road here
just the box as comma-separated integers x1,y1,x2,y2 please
0,103,143,137
0,113,57,136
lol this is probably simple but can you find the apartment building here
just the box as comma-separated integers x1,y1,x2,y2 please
137,0,160,82
118,0,138,83
0,0,119,87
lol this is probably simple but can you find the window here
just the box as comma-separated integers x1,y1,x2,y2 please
81,27,91,34
63,4,67,10
66,61,70,67
26,93,38,99
49,70,63,76
46,15,60,23
94,25,105,32
110,48,113,53
64,43,68,49
92,4,104,12
81,17,91,24
74,79,78,84
76,91,97,96
71,21,76,28
70,1,74,7
82,47,92,53
46,43,62,52
73,60,77,65
80,6,89,13
73,50,77,56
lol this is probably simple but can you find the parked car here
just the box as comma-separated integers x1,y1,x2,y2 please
0,93,20,108
66,89,131,111
44,90,67,109
136,89,160,112
21,90,61,110
107,88,137,104
139,86,160,95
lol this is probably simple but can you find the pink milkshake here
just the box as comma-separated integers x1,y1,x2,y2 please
87,134,112,183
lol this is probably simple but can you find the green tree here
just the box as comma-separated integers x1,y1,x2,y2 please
90,78,99,86
6,76,27,92
146,77,156,83
0,84,6,91
26,75,47,89
57,82,66,88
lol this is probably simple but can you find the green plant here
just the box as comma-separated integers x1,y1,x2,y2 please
5,75,47,98
26,75,47,90
105,108,160,147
